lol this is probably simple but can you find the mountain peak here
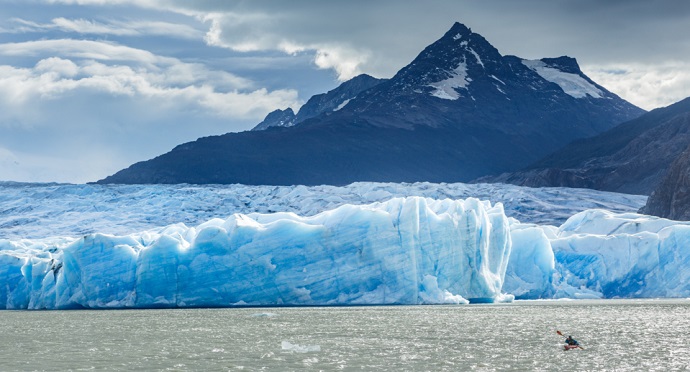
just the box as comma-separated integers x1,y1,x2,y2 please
386,22,503,99
251,108,295,131
445,22,473,39
99,21,645,187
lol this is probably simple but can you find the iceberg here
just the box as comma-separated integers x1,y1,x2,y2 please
0,197,512,309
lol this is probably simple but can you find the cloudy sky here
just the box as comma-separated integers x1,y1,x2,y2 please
1,0,689,183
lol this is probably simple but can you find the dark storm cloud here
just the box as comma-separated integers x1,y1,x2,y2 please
129,0,690,86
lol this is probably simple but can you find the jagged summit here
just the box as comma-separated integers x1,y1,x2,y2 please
447,21,473,35
251,108,295,131
252,73,384,131
389,22,502,93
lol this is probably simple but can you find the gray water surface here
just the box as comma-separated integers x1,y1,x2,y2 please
1,299,688,371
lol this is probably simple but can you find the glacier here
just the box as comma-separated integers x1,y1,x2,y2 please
4,181,689,310
0,197,513,309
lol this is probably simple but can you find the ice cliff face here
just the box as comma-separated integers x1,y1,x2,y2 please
2,183,687,310
503,210,690,299
0,197,512,309
552,210,690,298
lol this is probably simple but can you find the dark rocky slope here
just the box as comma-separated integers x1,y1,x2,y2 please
640,143,690,220
481,97,690,195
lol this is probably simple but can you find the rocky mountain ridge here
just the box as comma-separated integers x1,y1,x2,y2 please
252,74,385,131
97,22,644,186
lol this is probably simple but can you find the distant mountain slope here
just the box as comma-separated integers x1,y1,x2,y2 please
252,74,385,131
98,22,643,186
482,97,690,194
640,143,690,220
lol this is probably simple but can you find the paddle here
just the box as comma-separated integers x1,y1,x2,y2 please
557,330,585,350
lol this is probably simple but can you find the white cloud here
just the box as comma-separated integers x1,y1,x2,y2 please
202,12,276,52
0,54,299,121
33,0,690,106
43,0,161,5
313,46,369,81
0,39,164,65
35,57,79,77
0,38,255,89
0,38,302,183
199,13,369,81
5,17,203,39
583,62,690,110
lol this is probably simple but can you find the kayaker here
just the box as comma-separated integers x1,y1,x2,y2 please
565,335,579,347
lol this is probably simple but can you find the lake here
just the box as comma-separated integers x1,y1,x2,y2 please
1,299,687,371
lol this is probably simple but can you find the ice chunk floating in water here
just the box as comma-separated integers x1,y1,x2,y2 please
0,197,512,309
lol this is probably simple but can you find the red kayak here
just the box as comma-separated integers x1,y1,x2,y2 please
564,344,581,351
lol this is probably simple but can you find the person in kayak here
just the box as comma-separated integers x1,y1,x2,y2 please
565,335,580,347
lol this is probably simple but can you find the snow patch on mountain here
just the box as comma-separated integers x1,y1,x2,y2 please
522,59,603,99
490,75,505,85
333,99,351,111
429,62,470,100
469,48,484,68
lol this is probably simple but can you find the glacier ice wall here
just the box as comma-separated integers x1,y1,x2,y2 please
502,209,690,300
550,210,690,298
0,197,512,309
3,194,690,309
503,224,557,299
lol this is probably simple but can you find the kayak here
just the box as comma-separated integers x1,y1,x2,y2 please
564,344,581,351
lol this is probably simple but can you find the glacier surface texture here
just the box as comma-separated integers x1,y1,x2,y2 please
0,181,645,240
